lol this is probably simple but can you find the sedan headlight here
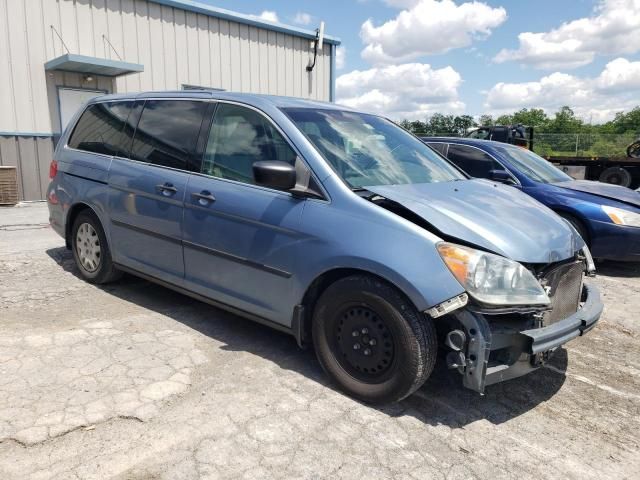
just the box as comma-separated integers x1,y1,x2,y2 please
602,205,640,227
437,242,550,306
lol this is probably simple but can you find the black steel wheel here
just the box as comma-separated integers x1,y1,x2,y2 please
312,275,437,404
332,305,396,382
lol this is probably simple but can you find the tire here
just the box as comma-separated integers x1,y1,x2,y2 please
599,167,632,188
71,210,122,284
312,275,437,404
558,212,589,245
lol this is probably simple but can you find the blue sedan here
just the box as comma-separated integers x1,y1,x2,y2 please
423,137,640,262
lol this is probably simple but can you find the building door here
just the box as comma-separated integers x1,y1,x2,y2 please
58,88,106,132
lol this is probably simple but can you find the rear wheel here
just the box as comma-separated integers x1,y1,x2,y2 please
71,210,122,284
312,275,437,404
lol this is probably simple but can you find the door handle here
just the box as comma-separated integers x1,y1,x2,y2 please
156,183,177,196
191,190,216,205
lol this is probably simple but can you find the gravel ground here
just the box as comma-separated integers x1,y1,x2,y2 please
1,202,639,480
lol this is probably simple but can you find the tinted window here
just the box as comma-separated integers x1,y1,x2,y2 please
68,101,133,156
130,100,208,169
428,142,448,156
202,104,297,184
447,144,503,179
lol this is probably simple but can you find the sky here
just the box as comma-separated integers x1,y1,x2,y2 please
201,0,640,123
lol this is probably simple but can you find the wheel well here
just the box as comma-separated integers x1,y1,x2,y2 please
297,268,414,347
554,209,590,245
64,203,93,249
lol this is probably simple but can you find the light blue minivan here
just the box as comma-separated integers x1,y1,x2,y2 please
47,91,602,403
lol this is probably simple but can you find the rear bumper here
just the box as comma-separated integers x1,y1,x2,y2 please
451,283,603,393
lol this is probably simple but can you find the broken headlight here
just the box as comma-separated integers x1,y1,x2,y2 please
437,242,550,306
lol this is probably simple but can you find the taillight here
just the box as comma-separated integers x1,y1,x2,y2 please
49,160,58,179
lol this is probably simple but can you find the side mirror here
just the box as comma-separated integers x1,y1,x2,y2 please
253,161,297,191
489,169,515,185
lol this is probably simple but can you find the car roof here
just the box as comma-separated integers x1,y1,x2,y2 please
421,136,523,153
90,91,357,112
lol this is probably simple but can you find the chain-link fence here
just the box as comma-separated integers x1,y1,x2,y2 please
408,129,637,158
532,133,636,158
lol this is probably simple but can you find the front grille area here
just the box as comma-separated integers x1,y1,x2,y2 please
541,260,585,325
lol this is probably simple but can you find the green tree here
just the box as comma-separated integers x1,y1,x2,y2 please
452,115,477,136
495,114,514,125
511,108,549,128
547,106,583,133
478,114,494,126
426,113,456,135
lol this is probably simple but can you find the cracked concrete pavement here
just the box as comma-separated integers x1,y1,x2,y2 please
0,202,639,479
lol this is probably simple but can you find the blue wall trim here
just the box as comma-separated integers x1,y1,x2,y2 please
0,131,54,138
151,0,341,45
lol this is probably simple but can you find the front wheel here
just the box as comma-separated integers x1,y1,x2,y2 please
312,275,437,404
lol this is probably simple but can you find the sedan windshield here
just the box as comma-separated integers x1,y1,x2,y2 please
495,145,573,184
283,108,465,188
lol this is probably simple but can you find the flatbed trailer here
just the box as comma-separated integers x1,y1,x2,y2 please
547,155,640,189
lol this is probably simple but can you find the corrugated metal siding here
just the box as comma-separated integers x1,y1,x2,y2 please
0,136,54,201
1,0,333,201
0,0,332,135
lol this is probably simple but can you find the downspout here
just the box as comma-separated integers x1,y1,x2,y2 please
330,44,336,102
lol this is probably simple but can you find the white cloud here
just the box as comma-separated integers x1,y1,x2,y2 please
293,12,312,25
484,58,640,122
360,0,507,64
251,10,279,23
336,63,464,120
336,46,347,70
494,0,640,69
595,57,640,92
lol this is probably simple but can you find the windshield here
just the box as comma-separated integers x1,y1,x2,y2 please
283,108,466,188
496,145,573,184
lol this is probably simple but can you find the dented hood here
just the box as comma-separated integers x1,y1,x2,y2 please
366,179,582,264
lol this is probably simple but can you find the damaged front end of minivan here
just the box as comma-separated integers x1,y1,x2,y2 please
428,244,601,393
362,181,603,393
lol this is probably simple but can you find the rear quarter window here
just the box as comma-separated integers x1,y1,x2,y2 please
67,101,134,156
129,100,209,170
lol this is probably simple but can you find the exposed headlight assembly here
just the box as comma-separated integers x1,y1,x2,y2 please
602,205,640,228
437,242,550,306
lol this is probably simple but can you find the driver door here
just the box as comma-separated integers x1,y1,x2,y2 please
182,103,307,324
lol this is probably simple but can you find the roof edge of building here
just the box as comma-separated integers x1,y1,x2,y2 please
150,0,341,45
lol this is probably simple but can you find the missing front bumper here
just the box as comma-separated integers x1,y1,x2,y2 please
450,283,603,393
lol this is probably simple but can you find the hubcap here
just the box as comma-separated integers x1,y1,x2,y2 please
334,306,395,378
75,222,101,273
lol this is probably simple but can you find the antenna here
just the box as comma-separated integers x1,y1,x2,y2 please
306,22,326,72
317,21,325,51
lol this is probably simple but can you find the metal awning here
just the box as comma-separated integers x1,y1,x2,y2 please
44,53,144,77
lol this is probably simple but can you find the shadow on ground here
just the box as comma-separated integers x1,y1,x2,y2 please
47,246,569,428
595,260,640,278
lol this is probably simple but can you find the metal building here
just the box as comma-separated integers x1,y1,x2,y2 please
0,0,340,201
